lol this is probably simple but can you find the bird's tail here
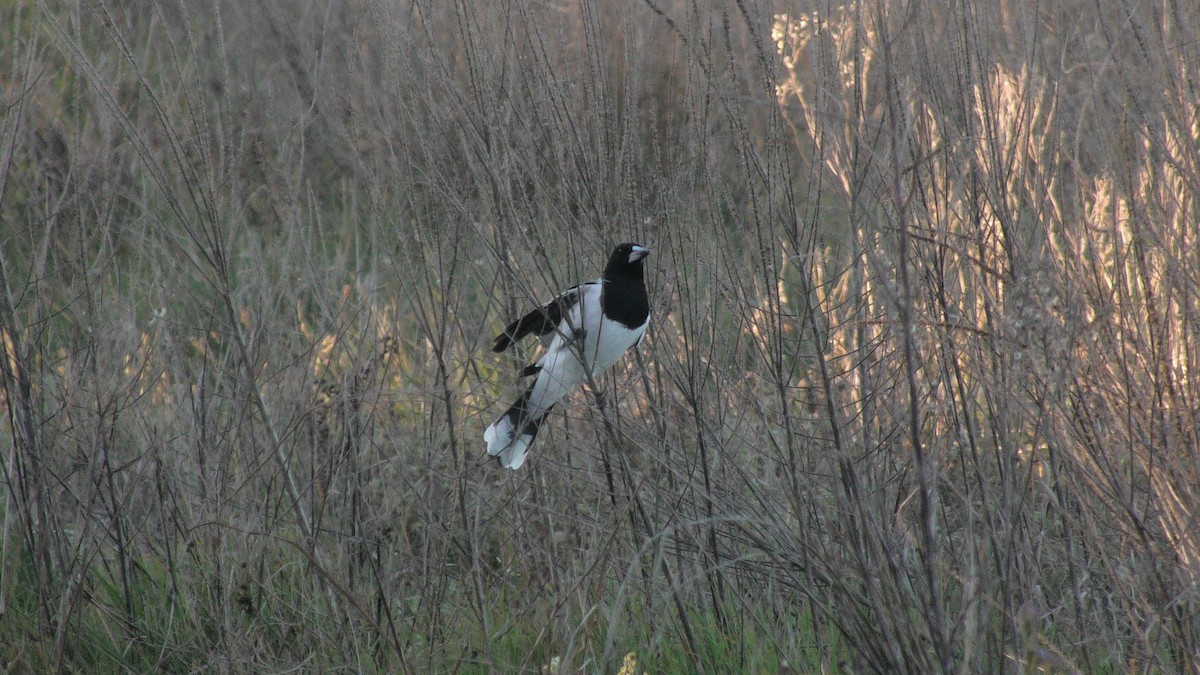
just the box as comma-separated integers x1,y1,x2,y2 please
484,392,551,470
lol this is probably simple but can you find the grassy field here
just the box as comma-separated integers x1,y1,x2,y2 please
2,0,1199,672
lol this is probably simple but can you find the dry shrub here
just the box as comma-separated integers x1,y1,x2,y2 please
1,0,1198,672
772,0,1200,670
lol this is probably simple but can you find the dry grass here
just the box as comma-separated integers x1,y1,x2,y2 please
2,0,1199,672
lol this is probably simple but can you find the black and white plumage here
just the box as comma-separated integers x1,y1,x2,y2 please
485,243,650,470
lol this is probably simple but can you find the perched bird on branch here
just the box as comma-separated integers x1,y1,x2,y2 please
485,243,650,469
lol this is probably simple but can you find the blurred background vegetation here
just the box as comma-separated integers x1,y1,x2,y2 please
2,0,1199,672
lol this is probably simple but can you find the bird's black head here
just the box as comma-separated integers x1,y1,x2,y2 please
604,243,650,281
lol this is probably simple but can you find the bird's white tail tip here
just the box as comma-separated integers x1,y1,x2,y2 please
498,436,533,470
484,417,512,456
485,416,534,470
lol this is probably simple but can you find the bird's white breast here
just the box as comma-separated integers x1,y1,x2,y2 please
525,281,644,415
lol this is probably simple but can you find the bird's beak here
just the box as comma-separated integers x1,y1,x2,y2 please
629,245,650,262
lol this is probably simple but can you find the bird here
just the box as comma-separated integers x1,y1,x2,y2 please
485,243,651,470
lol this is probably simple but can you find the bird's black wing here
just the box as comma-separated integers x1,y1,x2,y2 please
492,284,587,352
